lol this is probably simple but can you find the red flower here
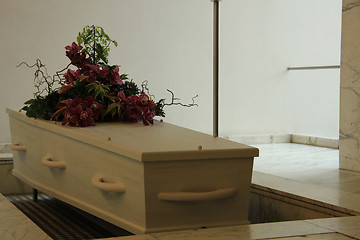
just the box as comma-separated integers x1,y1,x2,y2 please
122,105,142,123
138,94,156,108
65,42,83,52
86,64,122,85
84,96,103,120
64,69,80,84
118,91,128,104
141,108,156,125
129,95,139,104
109,66,122,85
88,64,109,78
61,97,100,127
65,42,89,67
117,92,156,125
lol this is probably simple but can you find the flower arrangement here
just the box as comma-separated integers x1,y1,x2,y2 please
20,25,197,127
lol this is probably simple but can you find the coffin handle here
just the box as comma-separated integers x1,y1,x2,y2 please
157,187,238,201
41,155,66,169
91,175,126,193
10,142,27,152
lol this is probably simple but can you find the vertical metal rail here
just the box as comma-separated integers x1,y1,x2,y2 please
213,0,220,138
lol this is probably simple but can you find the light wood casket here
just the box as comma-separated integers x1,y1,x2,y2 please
7,108,259,234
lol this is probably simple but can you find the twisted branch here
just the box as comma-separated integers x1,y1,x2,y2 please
55,63,71,82
141,80,155,100
164,89,198,107
17,59,70,97
141,81,198,108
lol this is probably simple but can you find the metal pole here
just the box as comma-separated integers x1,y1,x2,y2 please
287,65,340,71
213,0,220,138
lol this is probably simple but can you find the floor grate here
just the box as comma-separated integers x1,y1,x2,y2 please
5,193,133,240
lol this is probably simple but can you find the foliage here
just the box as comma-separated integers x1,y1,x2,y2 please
21,25,197,127
154,99,166,117
77,25,117,65
22,91,61,120
87,81,110,101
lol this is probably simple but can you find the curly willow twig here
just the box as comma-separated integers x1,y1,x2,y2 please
17,59,69,97
141,80,198,107
164,89,198,107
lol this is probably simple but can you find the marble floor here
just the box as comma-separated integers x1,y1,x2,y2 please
252,143,360,197
5,143,360,240
252,143,339,184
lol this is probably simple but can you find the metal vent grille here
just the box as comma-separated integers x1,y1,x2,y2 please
5,193,133,240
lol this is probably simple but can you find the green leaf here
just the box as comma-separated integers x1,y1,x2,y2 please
24,99,35,104
77,35,82,45
76,25,118,65
105,102,121,117
86,81,110,101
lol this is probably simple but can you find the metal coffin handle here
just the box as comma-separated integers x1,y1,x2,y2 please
91,175,126,193
157,187,238,201
11,142,27,152
41,155,66,169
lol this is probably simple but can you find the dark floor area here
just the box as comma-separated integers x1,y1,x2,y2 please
5,193,133,240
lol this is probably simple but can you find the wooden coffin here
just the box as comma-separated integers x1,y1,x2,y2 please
7,108,259,234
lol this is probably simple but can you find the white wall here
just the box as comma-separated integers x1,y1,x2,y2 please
0,0,213,143
219,0,342,139
286,0,342,139
220,0,291,137
0,0,341,143
287,69,340,139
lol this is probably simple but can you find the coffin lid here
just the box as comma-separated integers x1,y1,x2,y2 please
7,108,258,162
